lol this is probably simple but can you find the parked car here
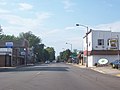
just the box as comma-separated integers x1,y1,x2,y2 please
45,60,50,64
111,60,120,69
52,60,57,63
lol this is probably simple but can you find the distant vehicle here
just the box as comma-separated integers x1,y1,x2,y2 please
111,60,120,69
45,60,50,64
52,60,57,63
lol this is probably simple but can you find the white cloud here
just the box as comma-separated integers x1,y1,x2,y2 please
40,29,60,37
0,9,10,13
65,26,76,30
62,0,75,12
93,21,120,32
0,2,7,5
3,26,25,36
103,0,113,7
19,3,33,10
0,12,53,36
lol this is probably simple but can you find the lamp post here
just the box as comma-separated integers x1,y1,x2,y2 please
66,42,72,52
24,48,27,65
76,24,89,67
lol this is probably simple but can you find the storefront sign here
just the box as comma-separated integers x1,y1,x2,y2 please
5,42,13,48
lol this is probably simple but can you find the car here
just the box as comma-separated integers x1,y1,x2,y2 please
45,60,50,64
111,60,120,69
52,60,57,63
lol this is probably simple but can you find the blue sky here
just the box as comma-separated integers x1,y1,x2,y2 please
1,0,120,56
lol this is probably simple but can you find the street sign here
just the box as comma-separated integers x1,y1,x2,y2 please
5,42,13,48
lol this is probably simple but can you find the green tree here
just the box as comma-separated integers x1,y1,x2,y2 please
33,44,45,62
59,49,71,62
45,47,55,62
0,34,18,41
19,31,41,47
44,49,50,61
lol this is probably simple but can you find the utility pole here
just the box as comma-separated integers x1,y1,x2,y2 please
66,42,72,52
117,35,120,60
76,24,89,67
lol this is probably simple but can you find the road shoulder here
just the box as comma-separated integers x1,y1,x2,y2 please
68,63,120,78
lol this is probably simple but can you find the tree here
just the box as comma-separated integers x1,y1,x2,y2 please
45,47,55,62
59,49,71,62
19,31,41,47
44,49,50,61
0,34,19,41
33,44,45,62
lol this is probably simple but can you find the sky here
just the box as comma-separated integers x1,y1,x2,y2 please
1,0,120,56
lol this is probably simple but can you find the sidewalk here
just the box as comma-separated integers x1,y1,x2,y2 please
0,64,34,71
70,63,120,77
90,66,120,77
0,66,16,72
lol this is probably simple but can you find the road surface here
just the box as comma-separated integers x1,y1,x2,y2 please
0,63,120,90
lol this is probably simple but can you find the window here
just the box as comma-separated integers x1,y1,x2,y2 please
98,39,104,45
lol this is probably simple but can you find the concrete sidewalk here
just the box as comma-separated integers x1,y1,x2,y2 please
0,64,34,71
71,63,120,77
90,66,120,77
0,67,16,72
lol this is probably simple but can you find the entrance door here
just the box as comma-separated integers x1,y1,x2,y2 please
5,55,11,67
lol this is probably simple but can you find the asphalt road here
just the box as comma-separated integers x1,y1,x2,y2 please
0,63,120,90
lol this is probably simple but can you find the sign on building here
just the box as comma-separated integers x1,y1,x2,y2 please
98,58,108,65
5,42,13,48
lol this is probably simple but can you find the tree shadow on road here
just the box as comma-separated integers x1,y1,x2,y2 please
0,66,69,72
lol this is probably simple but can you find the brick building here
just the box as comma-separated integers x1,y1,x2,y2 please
0,39,29,67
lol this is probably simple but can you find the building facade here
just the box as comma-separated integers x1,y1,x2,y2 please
83,30,120,67
0,39,30,67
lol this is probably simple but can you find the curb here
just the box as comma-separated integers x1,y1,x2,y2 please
68,63,120,78
90,68,106,74
66,63,86,68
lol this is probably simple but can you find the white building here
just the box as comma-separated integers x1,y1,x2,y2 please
83,30,120,67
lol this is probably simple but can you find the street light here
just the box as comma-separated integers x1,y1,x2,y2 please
66,42,72,52
62,48,65,51
24,48,27,65
76,24,89,67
